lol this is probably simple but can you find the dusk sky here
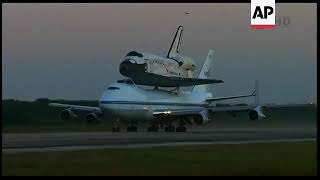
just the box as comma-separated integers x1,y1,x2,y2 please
2,3,317,104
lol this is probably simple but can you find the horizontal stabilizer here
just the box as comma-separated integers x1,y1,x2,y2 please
206,91,255,102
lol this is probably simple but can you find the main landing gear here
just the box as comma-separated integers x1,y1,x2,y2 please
148,124,186,132
164,126,187,132
148,125,159,132
164,125,176,132
163,121,187,133
112,120,138,132
112,127,121,133
112,118,121,133
175,126,187,132
112,119,187,133
126,121,138,132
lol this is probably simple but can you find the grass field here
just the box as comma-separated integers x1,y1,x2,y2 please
3,122,115,133
2,141,317,176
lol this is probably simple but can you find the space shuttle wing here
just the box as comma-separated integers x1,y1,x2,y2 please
132,73,224,87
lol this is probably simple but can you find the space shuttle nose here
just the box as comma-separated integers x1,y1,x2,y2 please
119,60,131,77
119,59,146,78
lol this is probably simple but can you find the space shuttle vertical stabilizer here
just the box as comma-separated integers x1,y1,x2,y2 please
167,26,183,59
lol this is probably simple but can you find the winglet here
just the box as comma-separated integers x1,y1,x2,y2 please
255,80,260,106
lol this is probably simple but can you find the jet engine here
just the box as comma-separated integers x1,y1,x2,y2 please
248,106,266,120
85,113,99,123
60,109,76,120
193,110,211,125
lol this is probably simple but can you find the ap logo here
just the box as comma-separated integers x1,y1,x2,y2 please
251,0,275,28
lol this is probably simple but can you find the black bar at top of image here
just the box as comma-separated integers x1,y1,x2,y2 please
2,0,318,3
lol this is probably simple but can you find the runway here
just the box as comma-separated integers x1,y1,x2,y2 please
2,128,316,153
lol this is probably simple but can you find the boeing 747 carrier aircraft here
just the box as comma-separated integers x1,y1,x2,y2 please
49,50,265,132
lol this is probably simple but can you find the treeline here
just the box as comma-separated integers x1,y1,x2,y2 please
2,99,98,126
2,98,316,126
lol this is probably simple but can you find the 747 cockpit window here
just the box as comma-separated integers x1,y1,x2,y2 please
107,87,120,90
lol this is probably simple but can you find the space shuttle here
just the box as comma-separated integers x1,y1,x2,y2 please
119,26,224,87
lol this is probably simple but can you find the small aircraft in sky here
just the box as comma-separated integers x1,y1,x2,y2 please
49,49,265,132
119,26,224,87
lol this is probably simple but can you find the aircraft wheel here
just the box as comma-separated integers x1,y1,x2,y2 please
148,126,159,132
176,126,187,132
112,127,121,133
86,116,94,123
127,126,138,132
165,126,175,132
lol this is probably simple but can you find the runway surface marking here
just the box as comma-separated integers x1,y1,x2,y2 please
3,128,316,153
3,138,316,154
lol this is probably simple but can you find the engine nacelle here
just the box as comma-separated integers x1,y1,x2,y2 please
85,113,99,123
193,110,211,125
60,109,76,120
248,106,266,120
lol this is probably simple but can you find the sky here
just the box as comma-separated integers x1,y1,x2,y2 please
2,3,317,104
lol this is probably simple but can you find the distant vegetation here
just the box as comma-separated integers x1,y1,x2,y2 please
2,99,98,126
2,99,317,133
